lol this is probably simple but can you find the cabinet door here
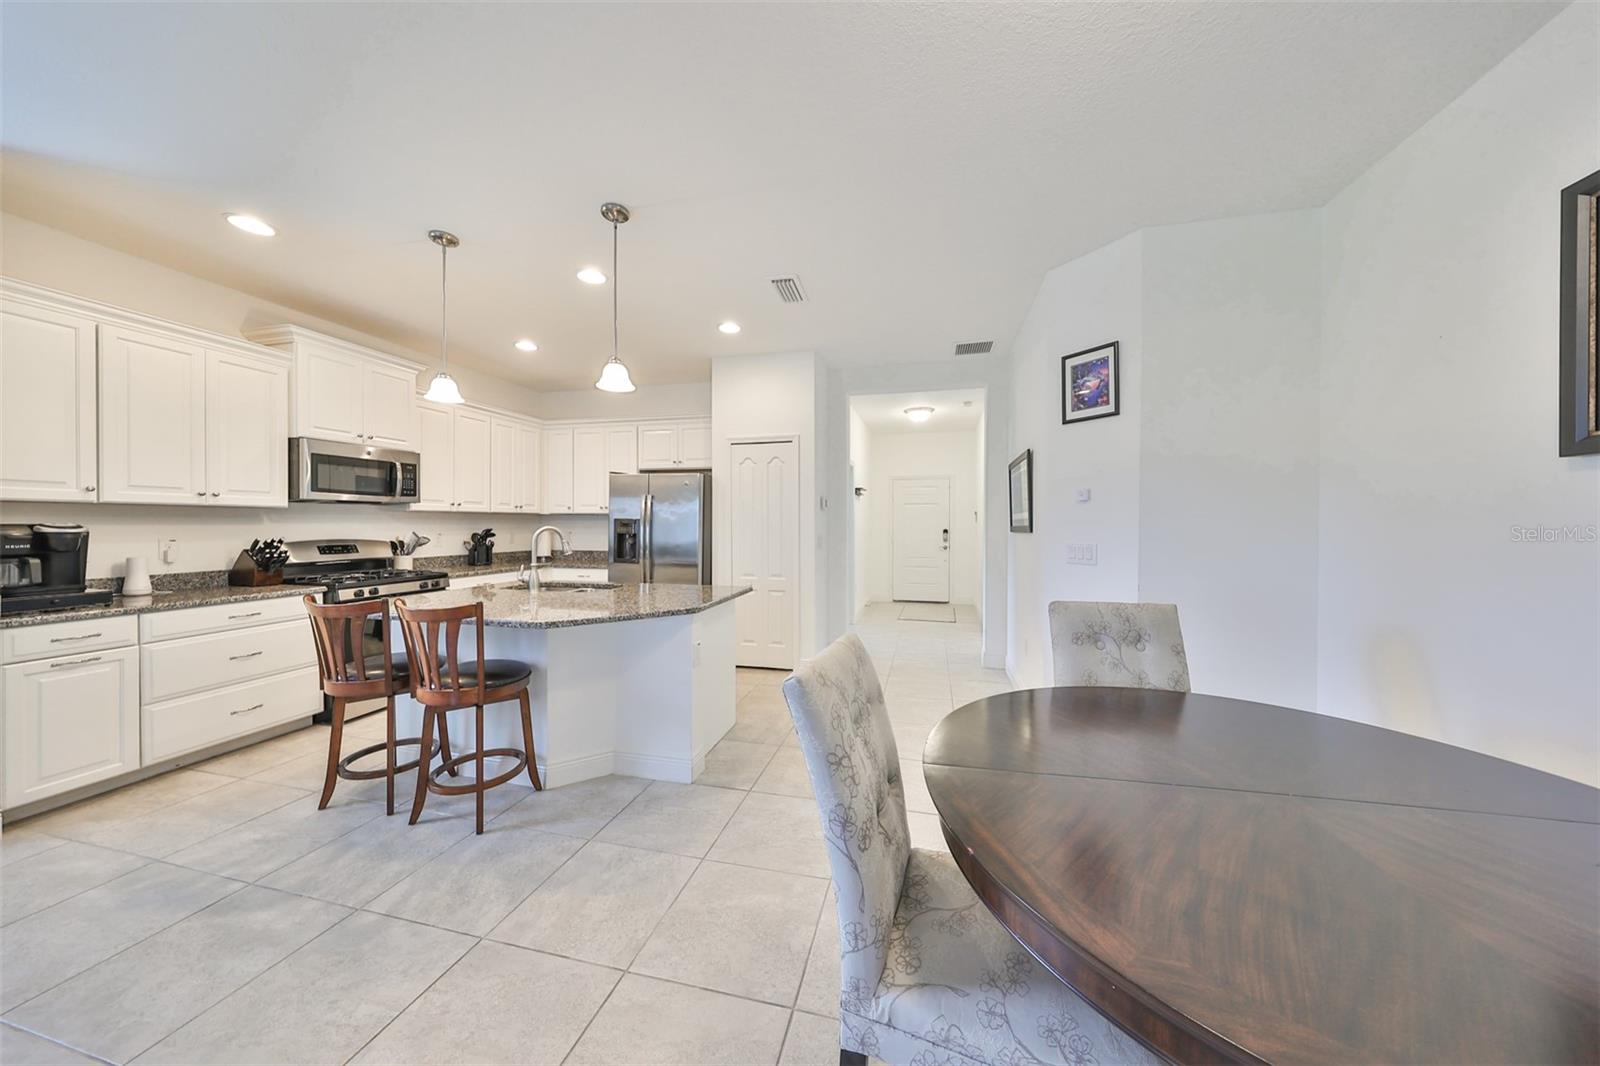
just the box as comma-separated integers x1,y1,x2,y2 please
0,302,98,502
295,340,366,441
363,362,418,448
573,426,609,513
489,417,523,513
678,420,713,467
606,425,639,475
98,326,207,504
518,424,542,513
206,350,289,507
637,424,678,470
4,645,140,809
413,401,454,511
543,428,574,513
452,407,493,511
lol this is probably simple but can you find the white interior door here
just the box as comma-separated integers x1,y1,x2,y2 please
892,477,951,603
730,440,799,669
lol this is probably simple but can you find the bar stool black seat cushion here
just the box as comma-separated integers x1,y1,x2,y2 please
345,653,409,683
443,658,532,688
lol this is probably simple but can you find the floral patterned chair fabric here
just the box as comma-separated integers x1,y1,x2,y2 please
783,633,1159,1066
1047,601,1190,692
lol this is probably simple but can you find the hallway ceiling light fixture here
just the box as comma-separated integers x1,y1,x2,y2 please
593,202,636,393
904,406,935,423
577,266,607,285
224,213,275,236
717,321,741,335
422,229,465,405
514,338,538,353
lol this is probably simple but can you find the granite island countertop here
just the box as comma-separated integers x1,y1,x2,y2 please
392,580,751,629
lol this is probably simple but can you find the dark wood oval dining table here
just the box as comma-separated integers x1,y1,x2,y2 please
922,686,1600,1066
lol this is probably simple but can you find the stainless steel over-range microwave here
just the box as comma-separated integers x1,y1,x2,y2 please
290,437,421,504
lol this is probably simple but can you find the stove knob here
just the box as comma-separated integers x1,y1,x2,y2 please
353,590,366,599
368,587,380,596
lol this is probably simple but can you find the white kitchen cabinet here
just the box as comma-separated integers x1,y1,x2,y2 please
490,416,522,513
98,325,208,504
0,298,98,502
246,325,421,449
205,348,289,507
518,423,542,514
363,362,419,448
573,426,609,513
637,420,713,470
414,400,455,511
3,644,140,809
607,425,639,476
452,406,493,511
544,428,575,513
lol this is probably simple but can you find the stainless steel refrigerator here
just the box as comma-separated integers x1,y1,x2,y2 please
608,472,712,584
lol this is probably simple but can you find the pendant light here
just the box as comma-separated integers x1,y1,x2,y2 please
423,229,465,404
594,202,636,393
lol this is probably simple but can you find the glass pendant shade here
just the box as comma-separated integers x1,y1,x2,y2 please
424,371,464,404
595,358,636,393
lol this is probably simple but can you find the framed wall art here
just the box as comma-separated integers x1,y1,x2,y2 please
1561,167,1600,456
1062,341,1120,425
1008,449,1033,533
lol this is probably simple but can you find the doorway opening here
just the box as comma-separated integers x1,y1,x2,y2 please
846,388,986,630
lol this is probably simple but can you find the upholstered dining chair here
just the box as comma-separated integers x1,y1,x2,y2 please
1047,601,1190,691
782,633,1158,1066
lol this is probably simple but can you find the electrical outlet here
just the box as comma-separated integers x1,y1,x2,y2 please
159,538,178,564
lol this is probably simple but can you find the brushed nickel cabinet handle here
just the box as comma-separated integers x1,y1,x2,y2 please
49,655,102,668
211,491,220,497
230,703,264,716
228,611,262,620
50,632,103,643
85,485,96,492
229,650,263,661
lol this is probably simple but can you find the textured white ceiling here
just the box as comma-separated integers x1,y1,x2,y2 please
0,2,1561,389
852,389,986,433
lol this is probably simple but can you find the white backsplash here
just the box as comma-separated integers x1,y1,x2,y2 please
0,501,609,579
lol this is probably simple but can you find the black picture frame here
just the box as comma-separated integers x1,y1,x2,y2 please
1560,167,1600,456
1008,449,1033,533
1061,341,1120,425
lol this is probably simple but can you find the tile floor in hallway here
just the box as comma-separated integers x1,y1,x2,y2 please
0,603,1010,1066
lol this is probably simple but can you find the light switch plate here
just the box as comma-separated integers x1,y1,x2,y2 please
1065,543,1098,565
1076,488,1092,503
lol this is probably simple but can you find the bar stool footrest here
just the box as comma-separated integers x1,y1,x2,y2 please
337,737,441,781
426,749,530,795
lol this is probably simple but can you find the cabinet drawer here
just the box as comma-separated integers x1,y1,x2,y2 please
141,619,315,703
142,667,320,764
2,615,138,664
139,593,308,643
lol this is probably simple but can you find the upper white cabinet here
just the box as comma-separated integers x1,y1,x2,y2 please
637,419,712,470
518,423,542,514
206,349,290,506
451,406,492,511
0,297,98,502
489,415,542,513
98,326,208,504
543,427,575,513
573,426,609,514
245,326,421,450
607,425,639,476
414,400,454,510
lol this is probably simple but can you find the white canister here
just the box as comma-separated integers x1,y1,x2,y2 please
122,556,153,596
393,555,415,571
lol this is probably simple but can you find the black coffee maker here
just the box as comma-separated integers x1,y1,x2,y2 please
0,524,114,615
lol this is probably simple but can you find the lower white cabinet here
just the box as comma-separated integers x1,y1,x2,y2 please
3,644,140,809
142,667,319,765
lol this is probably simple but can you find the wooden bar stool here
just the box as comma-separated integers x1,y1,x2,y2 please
303,595,445,815
393,597,543,834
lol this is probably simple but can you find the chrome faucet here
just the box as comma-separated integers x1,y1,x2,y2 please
531,525,570,563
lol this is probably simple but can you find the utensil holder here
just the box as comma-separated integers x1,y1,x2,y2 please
467,543,493,567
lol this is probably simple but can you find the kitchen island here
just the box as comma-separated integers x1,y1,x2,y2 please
388,580,751,787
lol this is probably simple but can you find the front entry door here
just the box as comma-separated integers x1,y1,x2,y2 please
730,440,800,669
892,477,951,602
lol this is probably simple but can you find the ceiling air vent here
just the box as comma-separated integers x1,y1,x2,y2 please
769,276,808,304
954,340,994,357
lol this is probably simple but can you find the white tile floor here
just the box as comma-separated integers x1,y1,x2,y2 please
0,603,1009,1066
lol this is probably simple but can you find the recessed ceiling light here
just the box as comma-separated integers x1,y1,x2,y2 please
577,266,607,285
514,338,538,353
904,406,934,423
224,213,276,237
717,321,741,335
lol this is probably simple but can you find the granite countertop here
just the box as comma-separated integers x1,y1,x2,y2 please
395,580,751,629
0,583,311,629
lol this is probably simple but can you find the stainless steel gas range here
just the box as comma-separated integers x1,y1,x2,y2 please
280,539,449,603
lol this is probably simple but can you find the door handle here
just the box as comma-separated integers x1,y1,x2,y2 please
642,493,654,582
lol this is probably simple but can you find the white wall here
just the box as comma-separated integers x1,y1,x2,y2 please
1139,211,1322,709
710,351,822,657
861,427,982,607
848,407,872,621
532,382,710,422
1317,2,1600,784
1007,232,1144,687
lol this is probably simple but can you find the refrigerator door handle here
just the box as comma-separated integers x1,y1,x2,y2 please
642,492,653,583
